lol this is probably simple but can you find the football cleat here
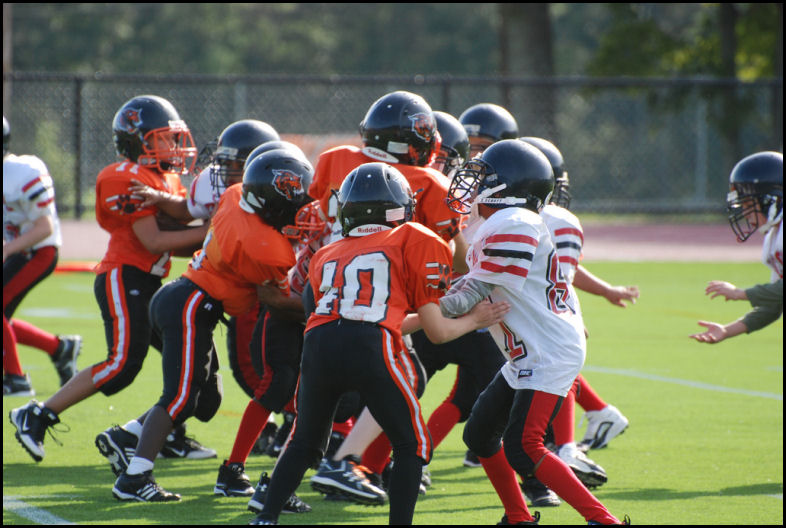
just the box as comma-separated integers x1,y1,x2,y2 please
112,470,181,502
9,400,59,462
463,449,482,468
498,511,541,525
520,476,561,507
557,443,607,489
251,421,278,456
578,405,629,451
265,412,294,458
214,460,255,497
247,472,312,514
3,373,35,397
95,425,138,476
310,458,388,506
159,425,217,459
52,335,82,386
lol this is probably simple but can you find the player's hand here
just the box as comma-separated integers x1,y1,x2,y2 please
705,281,747,301
129,179,167,208
689,321,727,344
605,285,639,308
468,300,510,330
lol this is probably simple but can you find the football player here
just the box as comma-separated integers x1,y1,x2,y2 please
249,162,509,525
3,115,81,396
108,148,312,502
691,151,783,343
305,91,470,502
442,139,627,525
9,95,211,464
519,136,637,505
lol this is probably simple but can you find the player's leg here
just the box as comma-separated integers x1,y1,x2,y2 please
550,377,607,488
463,371,535,524
504,388,621,525
253,323,346,524
575,374,629,451
113,278,221,502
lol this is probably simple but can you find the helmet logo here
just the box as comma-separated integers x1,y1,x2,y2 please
409,113,434,141
123,108,143,133
272,169,305,201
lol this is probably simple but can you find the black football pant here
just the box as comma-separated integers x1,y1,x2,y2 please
259,319,431,525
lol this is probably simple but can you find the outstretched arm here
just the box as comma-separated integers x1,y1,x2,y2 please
573,265,639,307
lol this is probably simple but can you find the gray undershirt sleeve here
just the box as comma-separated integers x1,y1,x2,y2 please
439,276,497,318
741,279,783,333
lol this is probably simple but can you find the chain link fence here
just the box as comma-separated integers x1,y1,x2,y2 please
3,72,782,219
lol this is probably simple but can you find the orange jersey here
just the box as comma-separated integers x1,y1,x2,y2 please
183,184,295,316
310,145,462,242
95,161,187,277
306,222,453,337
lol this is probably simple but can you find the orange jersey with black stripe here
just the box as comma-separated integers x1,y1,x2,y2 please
309,145,462,242
306,222,453,336
95,161,187,277
183,184,295,316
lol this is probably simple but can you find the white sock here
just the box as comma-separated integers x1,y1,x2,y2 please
126,456,155,476
122,419,143,438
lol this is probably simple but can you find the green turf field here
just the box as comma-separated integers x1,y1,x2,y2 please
3,259,782,525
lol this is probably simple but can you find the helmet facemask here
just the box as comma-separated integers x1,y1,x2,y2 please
138,120,197,174
727,183,783,242
551,171,572,209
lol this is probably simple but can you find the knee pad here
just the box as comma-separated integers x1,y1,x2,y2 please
462,417,501,459
255,366,298,413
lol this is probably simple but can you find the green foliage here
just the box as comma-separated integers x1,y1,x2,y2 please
2,260,783,524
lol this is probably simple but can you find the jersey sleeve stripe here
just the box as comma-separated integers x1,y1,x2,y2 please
480,261,529,278
554,227,584,242
558,256,579,267
36,197,55,208
555,241,582,252
21,177,42,192
482,248,534,260
486,234,538,246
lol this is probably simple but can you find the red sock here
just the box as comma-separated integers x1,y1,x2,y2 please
534,452,619,524
575,374,606,412
551,386,576,446
228,399,271,465
426,401,461,450
3,316,24,376
11,319,59,356
332,416,354,437
361,432,392,474
478,448,533,523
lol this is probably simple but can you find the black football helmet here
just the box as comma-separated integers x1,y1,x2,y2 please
3,115,9,156
726,151,783,242
210,119,280,190
519,137,571,209
112,95,197,174
447,139,554,215
241,149,314,232
244,140,310,170
458,103,519,158
336,162,415,237
359,91,440,167
433,111,470,177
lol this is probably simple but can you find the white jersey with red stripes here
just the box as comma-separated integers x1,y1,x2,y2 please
3,153,63,249
541,204,584,284
186,166,226,220
463,206,586,396
762,218,783,281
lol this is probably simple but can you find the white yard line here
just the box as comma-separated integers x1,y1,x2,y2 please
3,496,75,525
583,365,783,401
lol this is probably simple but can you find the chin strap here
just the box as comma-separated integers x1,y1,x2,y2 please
759,203,783,234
